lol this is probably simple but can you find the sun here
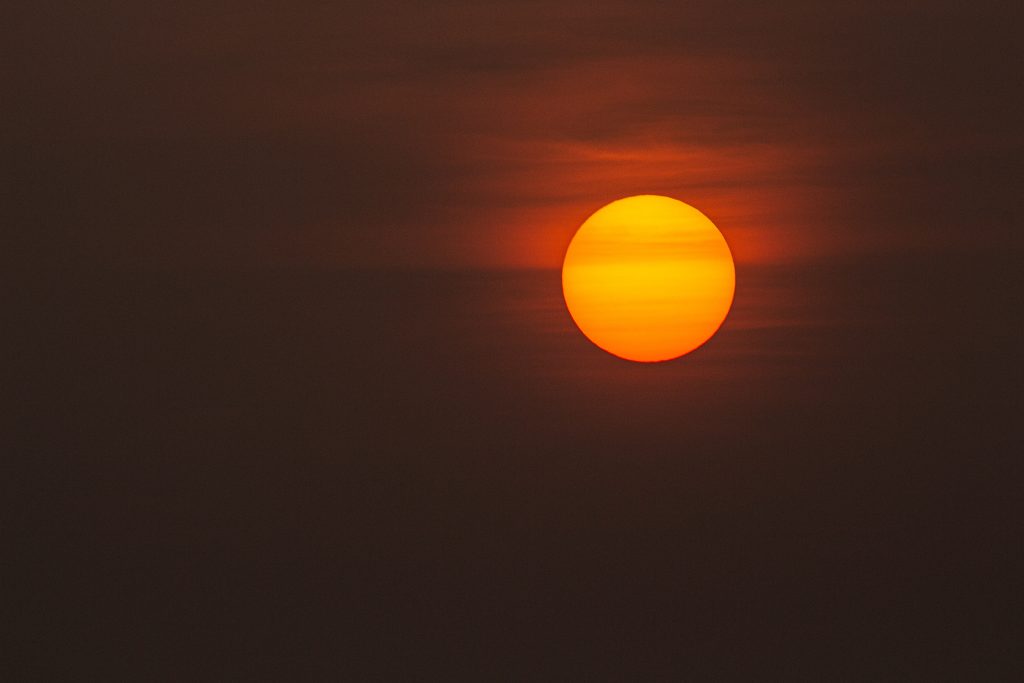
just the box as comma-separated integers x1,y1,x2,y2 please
561,195,736,362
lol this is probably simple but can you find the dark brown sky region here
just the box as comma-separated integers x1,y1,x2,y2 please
7,1,1023,680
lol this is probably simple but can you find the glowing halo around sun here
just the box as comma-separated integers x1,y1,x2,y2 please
561,195,736,362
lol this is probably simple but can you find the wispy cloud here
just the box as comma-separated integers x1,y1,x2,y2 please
8,1,1018,269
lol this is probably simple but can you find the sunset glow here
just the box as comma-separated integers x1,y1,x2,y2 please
562,195,735,362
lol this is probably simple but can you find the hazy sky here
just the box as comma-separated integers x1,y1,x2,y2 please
8,1,1021,268
8,4,1023,678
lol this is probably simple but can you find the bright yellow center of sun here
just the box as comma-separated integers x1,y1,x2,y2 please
561,195,736,362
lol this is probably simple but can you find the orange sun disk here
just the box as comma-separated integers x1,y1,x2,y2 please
561,195,736,362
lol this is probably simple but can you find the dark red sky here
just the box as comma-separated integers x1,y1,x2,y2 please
9,1,1020,268
7,3,1024,679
